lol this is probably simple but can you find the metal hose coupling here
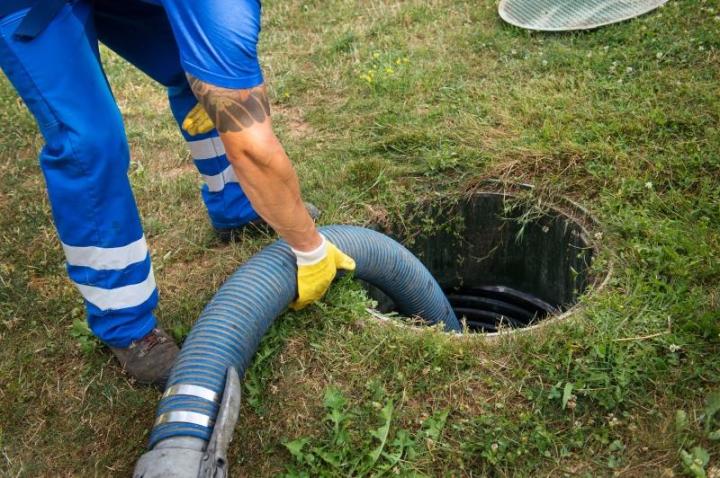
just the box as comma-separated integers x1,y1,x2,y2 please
133,367,241,478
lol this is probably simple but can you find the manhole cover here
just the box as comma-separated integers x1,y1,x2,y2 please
498,0,668,31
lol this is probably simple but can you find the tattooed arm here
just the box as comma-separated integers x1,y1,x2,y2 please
188,75,322,251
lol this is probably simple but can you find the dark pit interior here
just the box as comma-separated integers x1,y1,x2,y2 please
368,191,597,334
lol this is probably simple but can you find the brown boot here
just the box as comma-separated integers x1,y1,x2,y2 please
109,328,179,387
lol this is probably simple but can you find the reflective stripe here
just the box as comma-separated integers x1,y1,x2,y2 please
188,136,225,160
202,165,238,193
62,236,148,270
75,269,156,311
162,384,219,403
154,411,214,428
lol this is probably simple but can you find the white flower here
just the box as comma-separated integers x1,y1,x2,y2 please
656,52,664,59
645,181,653,189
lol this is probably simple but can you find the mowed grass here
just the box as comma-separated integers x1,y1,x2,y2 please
1,0,719,476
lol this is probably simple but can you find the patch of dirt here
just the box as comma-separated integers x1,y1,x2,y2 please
363,203,392,229
272,104,314,140
158,255,229,298
129,143,191,177
0,190,8,213
160,162,196,179
27,275,74,301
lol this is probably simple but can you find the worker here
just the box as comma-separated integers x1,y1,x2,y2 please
0,0,356,386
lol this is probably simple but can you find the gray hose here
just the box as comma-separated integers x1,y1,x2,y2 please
134,225,459,477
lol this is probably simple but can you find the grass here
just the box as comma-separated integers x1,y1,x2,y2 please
1,0,719,476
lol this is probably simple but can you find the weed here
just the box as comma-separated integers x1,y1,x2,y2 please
283,386,449,477
69,318,100,356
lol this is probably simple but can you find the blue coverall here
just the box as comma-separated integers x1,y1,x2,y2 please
0,0,264,347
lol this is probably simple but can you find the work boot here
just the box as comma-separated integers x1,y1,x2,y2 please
109,327,179,387
214,201,322,243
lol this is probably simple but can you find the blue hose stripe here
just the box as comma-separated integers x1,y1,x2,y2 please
148,226,458,448
171,357,235,378
151,423,212,444
157,397,219,416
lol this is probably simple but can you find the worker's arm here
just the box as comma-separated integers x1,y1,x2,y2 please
187,74,355,308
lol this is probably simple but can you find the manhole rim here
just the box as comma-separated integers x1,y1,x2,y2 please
366,183,613,340
497,0,668,32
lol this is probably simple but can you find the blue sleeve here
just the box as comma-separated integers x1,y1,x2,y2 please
161,0,264,89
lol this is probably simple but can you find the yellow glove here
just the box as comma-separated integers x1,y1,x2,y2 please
182,103,215,136
290,236,356,310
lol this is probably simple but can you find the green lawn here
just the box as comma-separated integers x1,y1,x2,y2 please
1,0,719,476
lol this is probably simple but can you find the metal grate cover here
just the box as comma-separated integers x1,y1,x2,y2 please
498,0,668,31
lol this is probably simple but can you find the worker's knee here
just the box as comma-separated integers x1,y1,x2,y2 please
228,127,284,168
63,119,130,172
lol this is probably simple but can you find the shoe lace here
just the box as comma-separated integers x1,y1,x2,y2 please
130,329,167,357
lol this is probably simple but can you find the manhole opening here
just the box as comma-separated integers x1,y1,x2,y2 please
367,190,603,335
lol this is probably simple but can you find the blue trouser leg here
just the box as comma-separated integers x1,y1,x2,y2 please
93,0,260,229
168,84,260,229
159,0,264,90
0,1,157,347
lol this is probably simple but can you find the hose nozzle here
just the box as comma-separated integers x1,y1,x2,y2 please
134,367,241,478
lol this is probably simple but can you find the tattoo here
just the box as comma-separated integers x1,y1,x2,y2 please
188,74,271,133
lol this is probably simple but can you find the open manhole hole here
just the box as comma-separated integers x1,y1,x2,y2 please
367,187,609,336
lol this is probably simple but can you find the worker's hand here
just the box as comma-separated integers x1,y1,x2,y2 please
290,236,356,310
182,103,215,136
